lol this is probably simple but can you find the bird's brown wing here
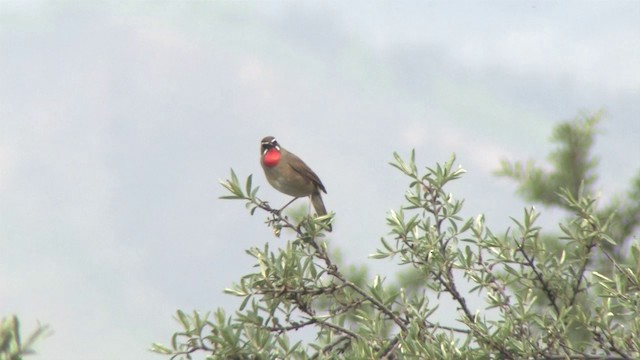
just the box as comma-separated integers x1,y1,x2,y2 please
287,153,327,194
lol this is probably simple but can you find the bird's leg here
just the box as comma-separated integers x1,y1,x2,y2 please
277,197,300,214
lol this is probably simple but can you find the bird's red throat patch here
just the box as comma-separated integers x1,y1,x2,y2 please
263,149,281,167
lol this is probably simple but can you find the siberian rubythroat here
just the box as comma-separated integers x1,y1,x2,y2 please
260,136,331,231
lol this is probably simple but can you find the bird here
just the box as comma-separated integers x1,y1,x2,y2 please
260,136,331,231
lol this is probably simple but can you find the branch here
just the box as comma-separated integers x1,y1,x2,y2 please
168,341,213,360
516,237,561,316
251,197,409,333
249,195,409,335
433,270,515,360
600,246,638,288
292,299,361,341
319,249,408,333
568,241,596,307
321,335,351,356
544,355,628,360
425,321,470,334
378,335,401,359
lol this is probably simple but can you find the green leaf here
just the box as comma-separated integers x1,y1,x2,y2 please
239,295,251,311
370,251,391,260
592,271,612,282
230,168,239,186
150,343,173,354
176,310,190,329
245,174,253,197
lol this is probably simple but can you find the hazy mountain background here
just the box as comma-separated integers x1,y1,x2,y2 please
1,1,639,359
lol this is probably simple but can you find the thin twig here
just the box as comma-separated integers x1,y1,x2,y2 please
516,237,561,316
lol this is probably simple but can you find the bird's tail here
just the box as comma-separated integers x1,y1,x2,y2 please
311,191,332,231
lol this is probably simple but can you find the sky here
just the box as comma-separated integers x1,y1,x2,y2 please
1,1,639,359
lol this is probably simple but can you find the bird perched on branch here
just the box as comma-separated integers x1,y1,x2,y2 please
260,136,331,231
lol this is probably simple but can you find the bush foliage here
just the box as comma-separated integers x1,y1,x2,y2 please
153,114,640,359
0,315,50,360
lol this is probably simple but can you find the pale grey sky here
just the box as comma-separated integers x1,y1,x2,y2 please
1,2,639,359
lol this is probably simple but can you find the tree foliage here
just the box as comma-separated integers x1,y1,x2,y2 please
0,315,50,360
497,113,640,269
497,112,602,207
154,113,640,359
